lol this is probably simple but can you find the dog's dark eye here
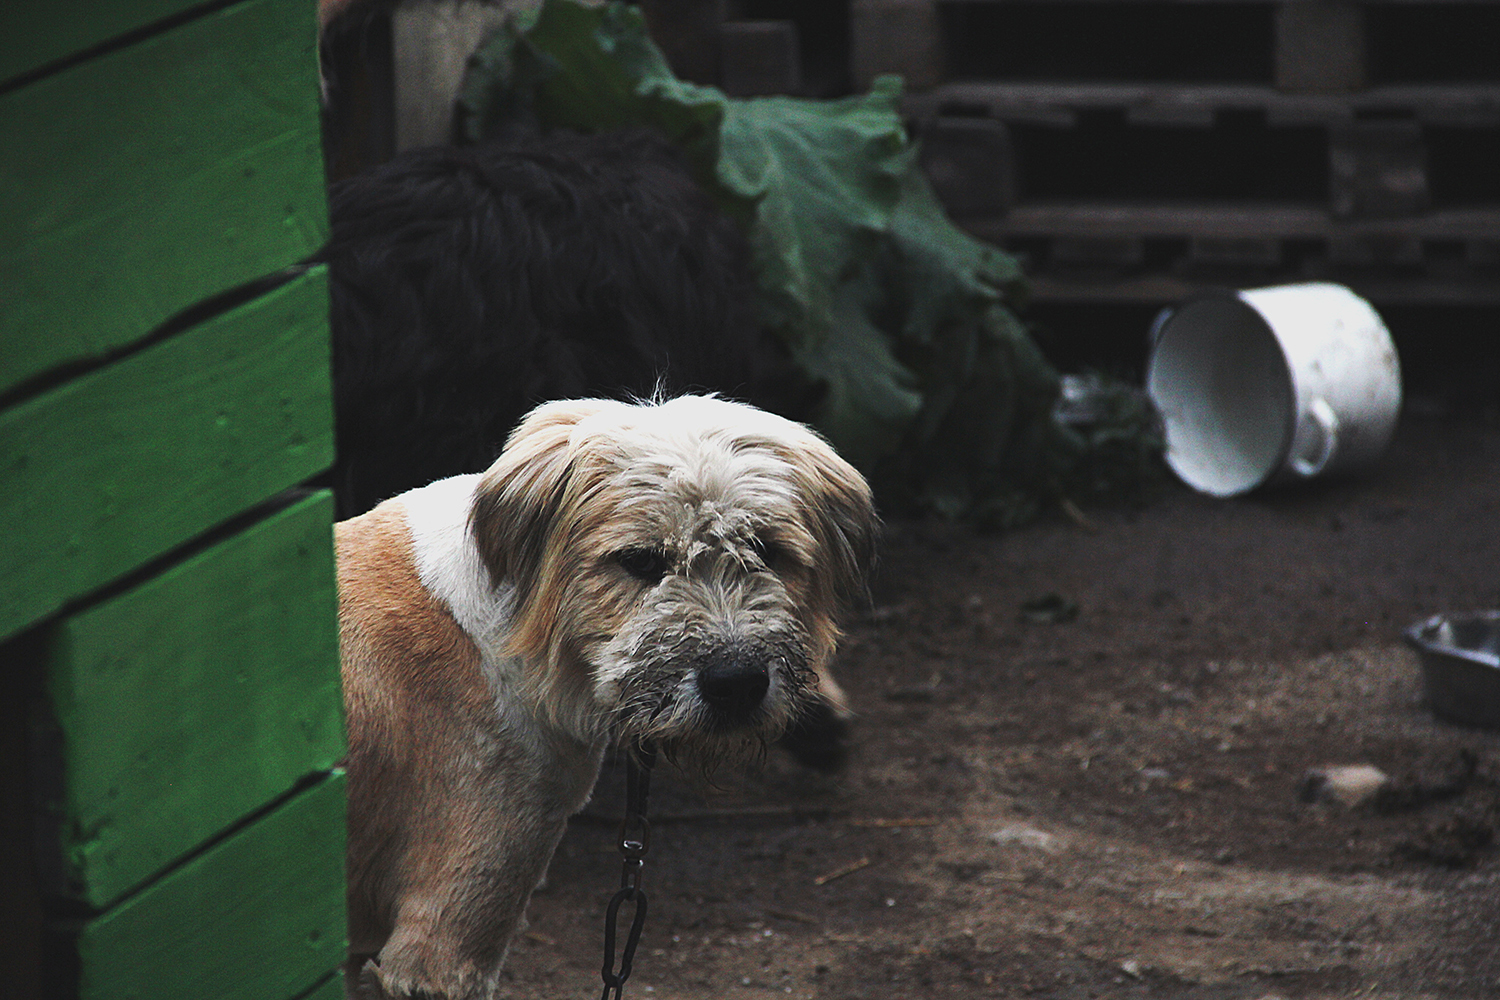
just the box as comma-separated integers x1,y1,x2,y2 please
617,547,670,583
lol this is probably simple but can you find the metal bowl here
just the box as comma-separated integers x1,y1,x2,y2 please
1404,611,1500,730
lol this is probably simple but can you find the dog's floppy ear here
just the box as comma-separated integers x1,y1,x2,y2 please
787,434,879,614
469,399,615,596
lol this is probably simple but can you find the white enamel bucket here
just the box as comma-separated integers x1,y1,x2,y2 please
1145,282,1402,497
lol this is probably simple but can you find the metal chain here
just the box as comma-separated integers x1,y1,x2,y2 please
599,743,656,1000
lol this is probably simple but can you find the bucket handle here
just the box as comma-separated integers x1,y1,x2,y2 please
1290,398,1339,478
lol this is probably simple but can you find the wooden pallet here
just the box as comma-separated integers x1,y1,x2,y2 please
960,202,1500,303
907,81,1500,128
881,0,1500,304
1,2,345,997
863,0,1500,94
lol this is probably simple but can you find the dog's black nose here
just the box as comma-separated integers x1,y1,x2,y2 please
696,655,770,718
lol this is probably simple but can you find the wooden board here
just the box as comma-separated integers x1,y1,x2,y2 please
46,491,343,909
0,0,206,84
0,0,327,395
903,82,1500,129
297,973,347,1000
74,770,346,1000
967,202,1500,240
0,266,334,641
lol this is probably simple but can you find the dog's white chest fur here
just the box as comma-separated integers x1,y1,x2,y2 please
401,473,604,798
403,474,510,656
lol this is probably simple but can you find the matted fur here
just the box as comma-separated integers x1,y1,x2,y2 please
339,396,875,999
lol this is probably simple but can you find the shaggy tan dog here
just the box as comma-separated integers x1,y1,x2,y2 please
335,396,876,999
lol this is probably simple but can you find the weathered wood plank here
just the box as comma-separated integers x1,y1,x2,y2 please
0,0,327,395
75,770,346,1000
0,0,205,84
968,202,1500,240
45,492,343,909
903,82,1500,129
392,0,509,151
0,267,333,641
298,972,347,1000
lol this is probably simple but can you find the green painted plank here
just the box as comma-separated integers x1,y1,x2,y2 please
0,0,207,84
76,770,346,1000
0,266,333,641
47,491,344,909
298,972,346,1000
0,0,327,395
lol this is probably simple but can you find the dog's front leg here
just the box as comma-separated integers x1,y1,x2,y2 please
371,806,570,1000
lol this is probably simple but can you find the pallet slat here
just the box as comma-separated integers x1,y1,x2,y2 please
45,491,343,909
0,0,326,395
906,82,1500,128
969,203,1500,240
0,267,333,641
74,771,346,1000
1008,271,1500,306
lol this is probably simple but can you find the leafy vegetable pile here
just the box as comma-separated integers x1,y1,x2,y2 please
459,0,1158,523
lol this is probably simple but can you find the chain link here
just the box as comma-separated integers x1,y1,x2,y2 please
599,744,656,1000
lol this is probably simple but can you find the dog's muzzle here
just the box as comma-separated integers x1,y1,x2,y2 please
611,624,813,751
695,649,771,722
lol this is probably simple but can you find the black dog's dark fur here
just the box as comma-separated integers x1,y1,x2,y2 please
322,129,790,518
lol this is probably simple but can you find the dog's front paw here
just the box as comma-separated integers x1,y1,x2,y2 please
351,959,424,1000
369,969,456,1000
351,958,434,1000
370,937,502,1000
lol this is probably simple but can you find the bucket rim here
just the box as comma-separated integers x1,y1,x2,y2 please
1146,288,1298,497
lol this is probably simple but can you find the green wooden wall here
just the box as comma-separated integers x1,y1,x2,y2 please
1,1,346,997
0,0,329,396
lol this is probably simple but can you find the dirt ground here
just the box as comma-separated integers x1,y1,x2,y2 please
499,409,1500,1000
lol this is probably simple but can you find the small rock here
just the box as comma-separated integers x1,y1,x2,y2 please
1300,764,1391,809
989,822,1058,852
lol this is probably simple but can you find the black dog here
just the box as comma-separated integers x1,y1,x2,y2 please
322,129,789,518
